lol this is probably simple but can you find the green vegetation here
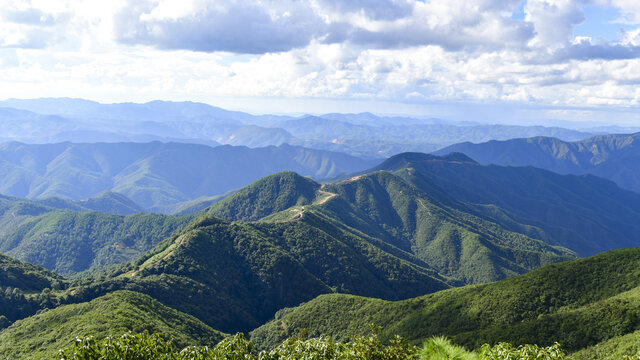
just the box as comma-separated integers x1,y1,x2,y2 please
250,247,640,352
374,151,640,256
68,214,450,333
207,171,319,221
57,331,570,360
0,291,226,359
0,252,66,328
0,211,195,275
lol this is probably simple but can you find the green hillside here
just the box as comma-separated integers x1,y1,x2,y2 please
0,211,195,275
207,170,574,284
207,171,319,221
0,290,226,359
250,247,640,355
0,252,66,328
67,214,450,333
435,132,640,194
373,152,640,256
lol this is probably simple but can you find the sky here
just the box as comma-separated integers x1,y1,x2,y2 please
0,0,639,126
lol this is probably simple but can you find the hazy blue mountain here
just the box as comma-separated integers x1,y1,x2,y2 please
373,152,640,256
435,132,640,193
0,98,290,124
0,141,375,209
220,125,295,147
0,99,598,160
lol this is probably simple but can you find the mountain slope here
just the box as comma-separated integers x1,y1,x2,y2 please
0,141,374,209
207,171,319,222
250,247,640,354
0,290,226,359
372,152,640,256
435,132,640,193
0,211,195,275
0,253,66,328
68,214,452,334
208,171,574,284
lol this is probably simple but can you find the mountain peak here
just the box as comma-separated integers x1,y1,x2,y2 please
373,152,477,172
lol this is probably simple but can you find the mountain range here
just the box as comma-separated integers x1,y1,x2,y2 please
0,98,598,159
0,141,374,210
436,132,640,194
2,146,640,358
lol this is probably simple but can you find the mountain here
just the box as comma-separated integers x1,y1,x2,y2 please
220,125,295,147
435,132,640,194
0,290,226,359
372,152,640,256
250,247,640,355
208,171,574,283
0,211,195,275
207,172,319,222
35,190,144,215
0,252,66,328
0,98,289,124
68,214,451,333
0,99,598,160
0,141,375,210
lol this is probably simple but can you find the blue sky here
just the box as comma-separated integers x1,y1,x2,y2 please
0,0,639,126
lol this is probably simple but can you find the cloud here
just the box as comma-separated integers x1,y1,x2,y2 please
114,0,330,54
113,0,537,54
554,37,640,61
316,0,414,21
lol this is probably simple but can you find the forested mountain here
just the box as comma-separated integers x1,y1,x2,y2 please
372,152,640,256
251,247,640,355
0,253,66,328
0,141,374,210
0,290,226,359
65,214,452,333
208,171,574,284
0,211,195,275
3,150,640,358
435,132,640,194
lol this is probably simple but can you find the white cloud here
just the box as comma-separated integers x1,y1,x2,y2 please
0,0,639,121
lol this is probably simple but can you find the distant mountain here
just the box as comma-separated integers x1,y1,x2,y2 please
0,98,289,124
0,290,226,359
0,98,599,159
36,191,144,215
220,125,295,147
373,152,640,256
250,247,640,353
0,141,375,210
272,115,594,158
435,132,640,194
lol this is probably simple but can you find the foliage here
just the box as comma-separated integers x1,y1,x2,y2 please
0,291,225,359
67,213,449,333
0,211,195,275
58,331,417,360
250,247,640,352
479,342,566,360
207,171,319,222
0,252,66,327
417,337,476,360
